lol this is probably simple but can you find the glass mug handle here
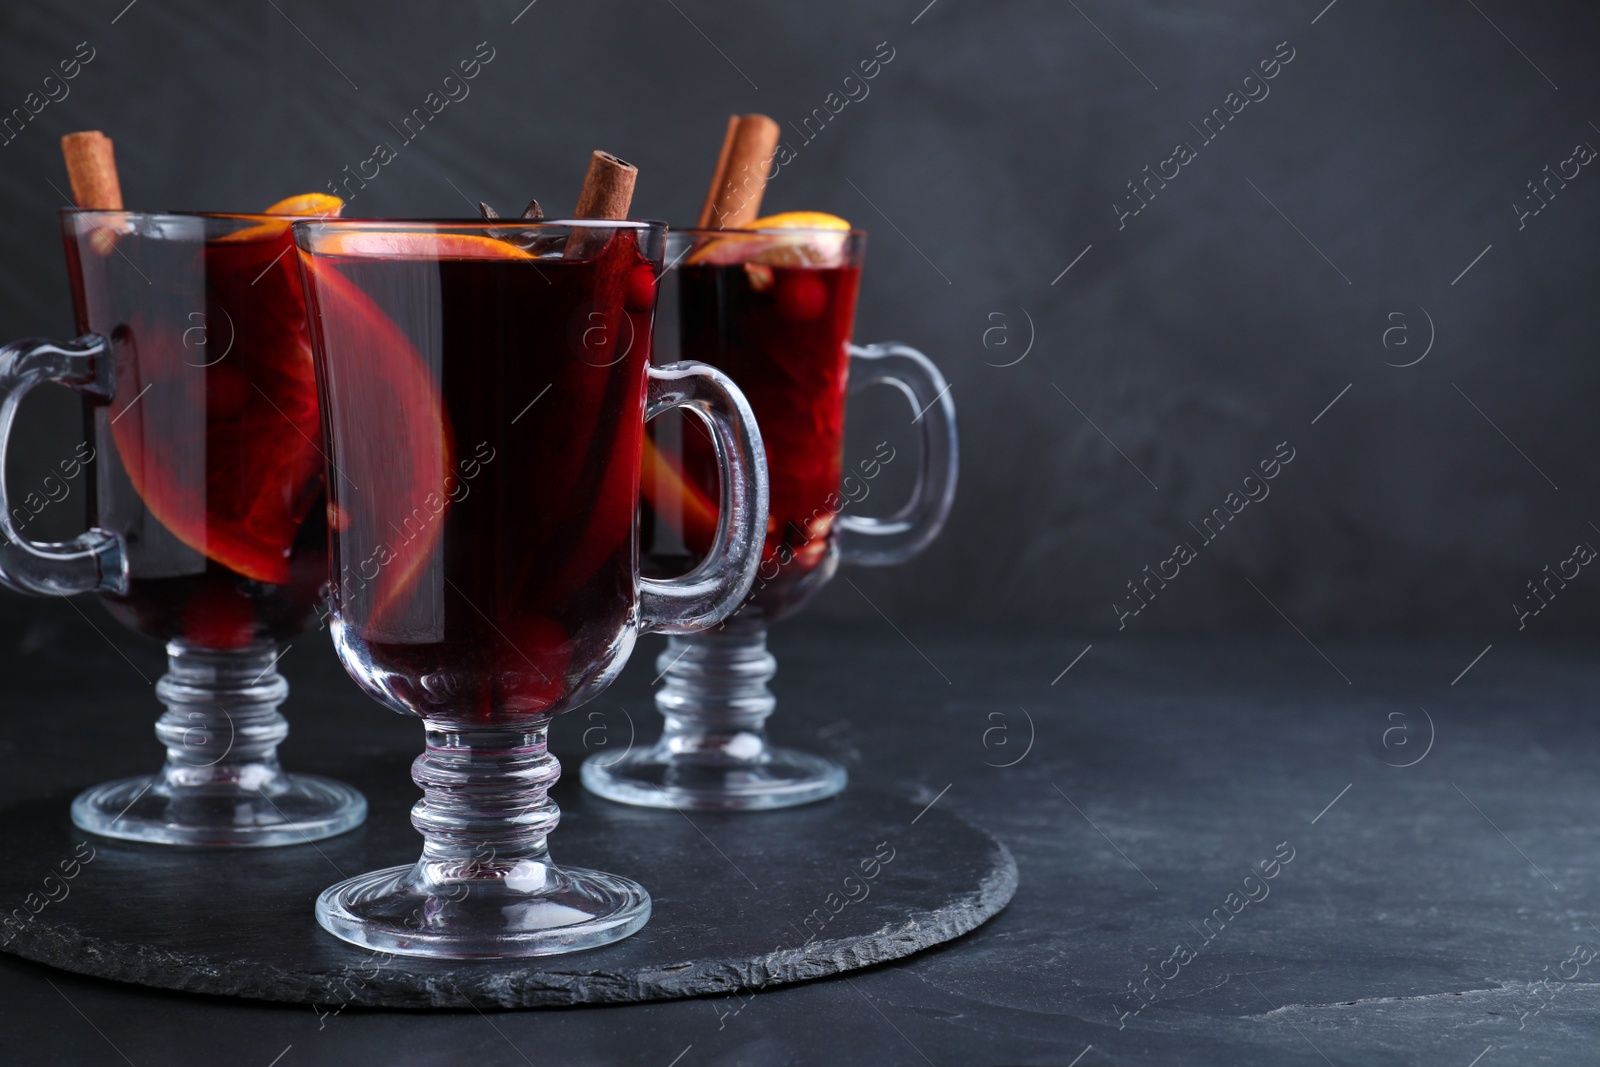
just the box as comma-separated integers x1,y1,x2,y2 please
836,342,959,566
638,361,768,633
0,333,127,596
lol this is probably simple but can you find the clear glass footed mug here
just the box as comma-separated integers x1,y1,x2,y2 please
582,225,958,812
0,209,366,847
295,218,767,957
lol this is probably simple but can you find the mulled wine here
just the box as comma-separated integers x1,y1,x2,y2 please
643,253,861,621
298,216,768,958
586,219,959,813
1,208,369,847
65,216,327,649
301,225,660,728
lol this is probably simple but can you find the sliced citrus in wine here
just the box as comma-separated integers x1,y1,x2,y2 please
314,232,534,260
263,192,345,217
744,211,851,231
640,435,718,555
687,211,852,267
109,200,336,586
217,192,344,244
299,226,541,635
297,252,457,635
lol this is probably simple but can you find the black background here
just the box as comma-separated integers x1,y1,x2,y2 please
0,0,1596,635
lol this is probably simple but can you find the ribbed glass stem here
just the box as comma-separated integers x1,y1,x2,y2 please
411,724,561,879
655,626,775,762
581,622,844,809
154,642,289,793
317,717,650,957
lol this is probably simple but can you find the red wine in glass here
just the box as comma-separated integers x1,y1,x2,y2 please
589,224,957,813
297,218,767,958
305,228,660,727
0,209,369,846
642,258,860,622
68,219,330,649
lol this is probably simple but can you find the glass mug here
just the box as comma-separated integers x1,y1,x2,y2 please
295,218,767,957
0,209,365,846
583,225,958,811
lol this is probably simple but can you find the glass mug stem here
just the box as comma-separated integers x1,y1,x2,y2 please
156,644,291,790
71,642,367,846
412,726,562,869
582,622,847,810
317,723,649,959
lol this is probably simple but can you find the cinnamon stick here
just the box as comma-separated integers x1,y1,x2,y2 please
61,131,123,209
573,150,637,220
700,114,779,229
695,115,740,228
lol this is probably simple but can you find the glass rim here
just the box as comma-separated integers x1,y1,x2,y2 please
671,225,867,239
58,207,339,224
295,217,663,231
59,212,856,239
294,217,666,255
59,210,665,231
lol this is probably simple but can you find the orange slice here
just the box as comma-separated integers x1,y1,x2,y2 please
641,435,719,555
688,211,851,267
262,192,344,217
296,252,456,631
315,232,534,260
744,211,852,232
216,191,344,243
305,227,571,629
112,221,324,585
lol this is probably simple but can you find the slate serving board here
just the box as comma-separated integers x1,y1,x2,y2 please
0,770,1015,1009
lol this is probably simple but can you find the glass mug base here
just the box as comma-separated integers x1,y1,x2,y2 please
582,744,846,811
584,628,845,811
71,772,366,848
70,642,367,847
315,861,651,959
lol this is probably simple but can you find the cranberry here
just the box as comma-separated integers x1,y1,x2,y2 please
776,272,826,321
625,264,657,313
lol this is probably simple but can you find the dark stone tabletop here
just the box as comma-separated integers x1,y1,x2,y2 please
0,598,1595,1066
